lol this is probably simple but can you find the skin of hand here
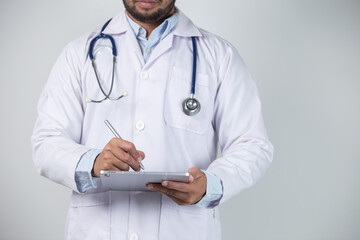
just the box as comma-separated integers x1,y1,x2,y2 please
92,138,145,177
146,167,207,205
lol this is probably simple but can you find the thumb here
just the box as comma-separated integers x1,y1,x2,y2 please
187,166,201,182
188,174,195,183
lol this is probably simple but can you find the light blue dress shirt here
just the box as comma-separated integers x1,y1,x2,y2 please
126,12,179,63
75,12,223,208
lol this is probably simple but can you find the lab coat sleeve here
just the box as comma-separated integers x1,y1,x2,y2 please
207,45,274,204
31,42,89,193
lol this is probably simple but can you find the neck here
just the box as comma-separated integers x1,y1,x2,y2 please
126,8,175,39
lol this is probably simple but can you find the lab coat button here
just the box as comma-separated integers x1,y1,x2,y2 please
130,233,139,240
139,71,149,80
135,121,145,131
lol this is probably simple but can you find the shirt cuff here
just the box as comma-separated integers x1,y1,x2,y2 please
75,149,102,193
195,170,223,208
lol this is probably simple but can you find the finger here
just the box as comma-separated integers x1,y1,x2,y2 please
112,139,143,171
94,160,122,177
146,184,187,205
161,181,190,193
117,139,143,162
99,151,130,171
106,164,123,171
137,151,145,162
111,148,140,171
146,184,189,202
110,156,130,171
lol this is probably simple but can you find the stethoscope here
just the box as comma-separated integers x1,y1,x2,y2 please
87,19,201,116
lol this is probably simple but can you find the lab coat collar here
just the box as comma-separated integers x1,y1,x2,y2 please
173,10,202,37
102,9,202,38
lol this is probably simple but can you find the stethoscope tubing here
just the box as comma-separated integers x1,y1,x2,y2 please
191,37,197,96
90,56,121,103
87,19,201,116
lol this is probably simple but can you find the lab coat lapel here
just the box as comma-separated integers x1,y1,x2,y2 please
125,30,145,66
145,34,174,66
102,10,145,66
144,10,202,66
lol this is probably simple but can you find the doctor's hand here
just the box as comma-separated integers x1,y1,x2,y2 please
92,138,145,177
146,167,207,206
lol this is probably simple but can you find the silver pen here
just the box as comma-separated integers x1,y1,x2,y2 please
104,120,145,170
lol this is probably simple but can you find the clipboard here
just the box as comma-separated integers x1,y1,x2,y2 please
99,170,190,191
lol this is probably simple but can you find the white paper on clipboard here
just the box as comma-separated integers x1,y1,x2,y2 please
99,171,190,191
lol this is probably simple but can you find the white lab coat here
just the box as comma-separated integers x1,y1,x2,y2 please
32,10,273,240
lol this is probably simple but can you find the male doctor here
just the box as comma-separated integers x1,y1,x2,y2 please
32,0,274,239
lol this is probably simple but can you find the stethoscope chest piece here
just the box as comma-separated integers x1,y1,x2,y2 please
182,97,201,116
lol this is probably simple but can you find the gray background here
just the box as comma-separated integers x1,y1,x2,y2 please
0,0,359,239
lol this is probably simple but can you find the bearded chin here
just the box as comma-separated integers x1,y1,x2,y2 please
123,0,176,23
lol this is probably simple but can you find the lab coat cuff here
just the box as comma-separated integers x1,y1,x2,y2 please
75,149,102,193
195,170,223,208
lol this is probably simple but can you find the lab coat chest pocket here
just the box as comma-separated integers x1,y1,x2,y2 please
65,192,110,240
164,67,214,134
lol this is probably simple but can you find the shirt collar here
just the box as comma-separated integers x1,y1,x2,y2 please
102,9,202,38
